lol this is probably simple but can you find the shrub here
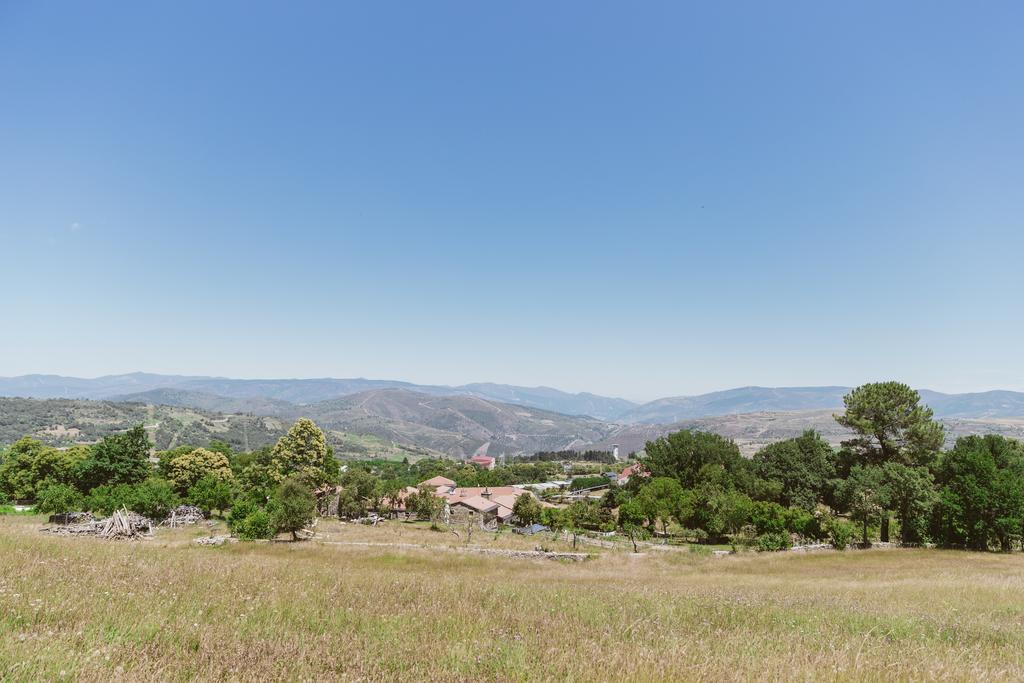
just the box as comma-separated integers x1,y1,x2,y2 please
273,477,316,541
234,509,276,540
755,532,792,552
336,489,366,520
828,519,855,551
188,475,235,517
34,483,83,514
85,479,180,518
227,495,277,540
750,501,788,535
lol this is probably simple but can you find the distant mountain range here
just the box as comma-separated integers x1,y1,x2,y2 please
2,373,1023,423
0,390,614,459
0,373,634,421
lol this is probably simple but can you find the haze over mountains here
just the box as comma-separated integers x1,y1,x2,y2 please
2,373,1024,422
2,373,1024,459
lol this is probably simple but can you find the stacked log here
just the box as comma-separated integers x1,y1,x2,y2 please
160,505,205,528
43,507,153,540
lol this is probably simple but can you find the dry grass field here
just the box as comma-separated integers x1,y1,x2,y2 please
2,516,1024,681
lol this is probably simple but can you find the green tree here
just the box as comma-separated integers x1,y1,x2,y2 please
882,463,936,544
642,430,748,489
541,506,565,540
167,447,234,494
834,466,886,546
187,475,236,517
409,488,446,529
681,482,753,543
752,431,836,510
826,517,855,550
635,477,689,543
511,493,543,526
273,477,317,541
86,478,180,518
932,435,1024,551
34,482,84,515
0,438,87,501
564,499,607,549
336,489,367,519
270,418,332,486
617,498,650,553
835,382,944,469
76,425,153,492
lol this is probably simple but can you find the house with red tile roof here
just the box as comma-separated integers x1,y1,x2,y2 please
617,463,646,486
468,455,496,470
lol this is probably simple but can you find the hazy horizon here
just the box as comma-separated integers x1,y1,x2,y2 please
3,3,1022,400
1,369,1021,405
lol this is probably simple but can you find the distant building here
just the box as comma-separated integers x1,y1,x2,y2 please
617,463,645,486
468,455,496,470
419,475,457,492
416,477,549,527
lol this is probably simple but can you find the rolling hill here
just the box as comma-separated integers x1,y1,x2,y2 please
0,373,636,420
0,389,616,460
615,386,851,424
4,374,1023,423
301,389,615,458
0,397,285,452
590,410,1024,457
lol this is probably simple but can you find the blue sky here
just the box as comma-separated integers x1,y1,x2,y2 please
1,2,1022,401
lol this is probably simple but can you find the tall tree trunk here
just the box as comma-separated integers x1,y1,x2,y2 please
880,514,890,543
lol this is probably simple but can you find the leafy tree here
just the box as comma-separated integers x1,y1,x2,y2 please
932,435,1024,551
881,463,936,544
563,499,610,548
827,517,855,550
76,425,152,492
85,478,180,518
34,482,83,514
409,488,446,529
682,483,753,543
0,439,88,501
834,466,886,546
835,382,944,469
617,498,649,552
156,445,194,479
188,475,236,517
541,506,565,540
376,479,403,517
749,501,788,535
273,477,317,541
336,488,366,519
270,418,332,486
230,501,277,540
752,431,836,510
511,493,543,526
635,477,689,543
642,430,748,489
755,532,791,551
207,440,233,458
340,468,378,502
167,447,234,494
570,475,610,491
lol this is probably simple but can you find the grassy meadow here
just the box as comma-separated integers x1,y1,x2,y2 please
2,516,1024,681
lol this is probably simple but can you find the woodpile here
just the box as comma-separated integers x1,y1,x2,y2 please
160,505,205,528
47,511,94,525
44,508,153,540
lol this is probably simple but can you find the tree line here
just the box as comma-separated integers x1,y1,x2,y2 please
2,381,1022,552
604,382,1024,551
